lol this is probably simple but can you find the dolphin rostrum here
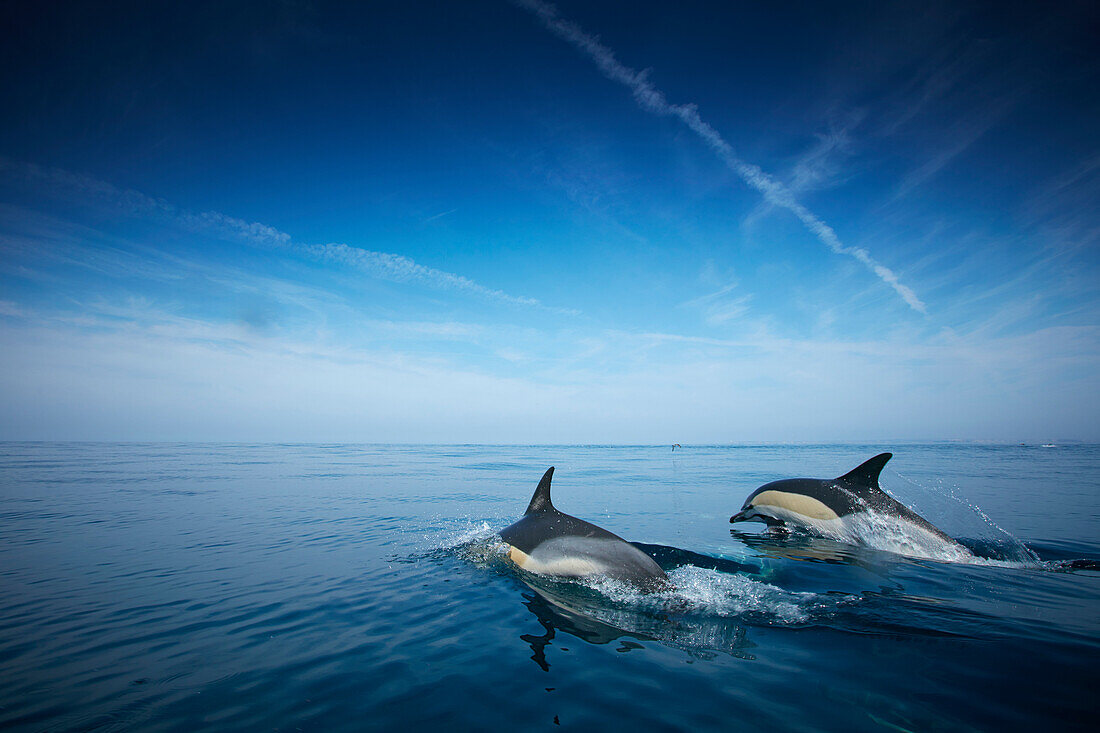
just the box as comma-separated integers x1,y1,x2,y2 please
499,467,669,591
729,453,959,547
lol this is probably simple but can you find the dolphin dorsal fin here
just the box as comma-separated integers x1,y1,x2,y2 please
525,467,555,514
837,453,892,488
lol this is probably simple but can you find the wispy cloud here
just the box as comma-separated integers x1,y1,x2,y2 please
422,208,458,223
521,135,651,244
0,158,562,312
855,28,1031,204
742,112,862,236
679,281,752,326
1023,153,1100,256
788,113,864,194
0,300,26,318
890,93,1020,202
514,0,926,314
305,242,544,308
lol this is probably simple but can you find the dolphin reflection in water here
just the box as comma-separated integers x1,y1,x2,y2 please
514,574,756,670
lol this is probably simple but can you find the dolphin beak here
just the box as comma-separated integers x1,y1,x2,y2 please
730,511,747,523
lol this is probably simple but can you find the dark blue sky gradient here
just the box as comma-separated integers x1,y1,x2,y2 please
1,1,1097,441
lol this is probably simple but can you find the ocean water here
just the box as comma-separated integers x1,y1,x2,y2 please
1,443,1098,731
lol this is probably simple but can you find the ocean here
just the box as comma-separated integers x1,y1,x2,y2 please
1,442,1097,731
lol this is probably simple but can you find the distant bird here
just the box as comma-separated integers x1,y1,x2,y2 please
672,444,681,452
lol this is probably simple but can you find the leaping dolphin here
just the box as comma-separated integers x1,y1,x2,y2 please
729,453,959,549
499,467,669,591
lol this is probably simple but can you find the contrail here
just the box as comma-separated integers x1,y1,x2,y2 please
514,0,927,313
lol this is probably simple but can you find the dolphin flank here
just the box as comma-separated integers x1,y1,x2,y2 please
729,453,960,548
499,467,669,591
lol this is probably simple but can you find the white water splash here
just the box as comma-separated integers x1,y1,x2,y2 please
663,565,814,623
890,472,1042,565
839,512,977,563
444,521,498,549
588,566,813,624
760,507,1052,569
427,521,504,565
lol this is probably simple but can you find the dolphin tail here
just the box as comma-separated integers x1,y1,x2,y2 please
837,453,892,488
525,467,555,514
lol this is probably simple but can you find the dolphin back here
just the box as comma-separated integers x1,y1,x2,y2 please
502,466,619,552
835,453,956,542
524,467,555,514
836,452,892,489
832,452,900,512
499,509,620,555
833,452,913,514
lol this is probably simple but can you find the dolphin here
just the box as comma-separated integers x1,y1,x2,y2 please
499,467,669,591
729,453,959,548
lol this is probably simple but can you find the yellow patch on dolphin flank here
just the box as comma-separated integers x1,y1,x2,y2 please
503,542,602,577
751,490,839,520
506,544,532,569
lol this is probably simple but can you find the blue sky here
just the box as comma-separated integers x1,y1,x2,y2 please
1,0,1098,442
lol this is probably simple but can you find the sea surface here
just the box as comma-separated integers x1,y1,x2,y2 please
1,442,1098,731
